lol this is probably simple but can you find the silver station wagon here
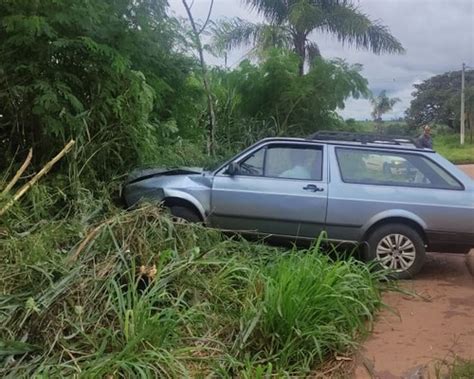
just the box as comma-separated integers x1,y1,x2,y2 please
123,132,474,279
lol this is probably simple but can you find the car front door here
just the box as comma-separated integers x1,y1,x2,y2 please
209,142,328,239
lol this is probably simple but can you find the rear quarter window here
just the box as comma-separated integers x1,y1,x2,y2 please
335,148,463,190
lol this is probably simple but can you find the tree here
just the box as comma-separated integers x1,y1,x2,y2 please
465,87,474,142
0,0,201,174
182,0,217,156
212,0,405,75
211,49,369,147
405,69,474,129
370,90,401,129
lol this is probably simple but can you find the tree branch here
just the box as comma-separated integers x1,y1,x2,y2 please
1,148,32,195
0,140,75,217
198,0,214,35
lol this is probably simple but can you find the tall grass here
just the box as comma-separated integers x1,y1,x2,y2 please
0,179,388,377
434,133,474,164
252,252,382,371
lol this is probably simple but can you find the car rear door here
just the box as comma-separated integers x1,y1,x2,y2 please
209,142,328,239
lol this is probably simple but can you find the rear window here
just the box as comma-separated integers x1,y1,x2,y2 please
335,148,463,190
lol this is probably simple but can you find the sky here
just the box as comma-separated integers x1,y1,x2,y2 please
168,0,474,120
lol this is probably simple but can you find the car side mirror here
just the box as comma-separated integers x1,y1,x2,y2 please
226,162,240,176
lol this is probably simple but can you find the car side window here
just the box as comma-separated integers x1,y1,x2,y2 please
336,148,463,190
265,146,323,180
234,145,323,180
237,148,265,176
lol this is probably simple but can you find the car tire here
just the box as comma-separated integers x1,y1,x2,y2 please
366,223,425,279
169,206,201,223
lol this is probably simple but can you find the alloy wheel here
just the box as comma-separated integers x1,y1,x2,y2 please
376,233,416,272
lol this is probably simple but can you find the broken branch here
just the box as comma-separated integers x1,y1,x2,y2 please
0,140,75,217
1,148,33,195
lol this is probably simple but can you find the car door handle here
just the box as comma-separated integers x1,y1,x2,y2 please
303,184,324,192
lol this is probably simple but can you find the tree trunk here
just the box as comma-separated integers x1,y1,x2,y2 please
469,111,473,144
293,32,306,76
182,0,216,156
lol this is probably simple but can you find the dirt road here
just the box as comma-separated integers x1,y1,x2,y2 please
458,164,474,178
355,165,474,379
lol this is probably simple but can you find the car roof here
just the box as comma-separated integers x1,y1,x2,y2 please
258,131,435,153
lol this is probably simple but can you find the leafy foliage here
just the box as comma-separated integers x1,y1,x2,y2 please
406,69,474,128
212,50,369,149
0,0,202,176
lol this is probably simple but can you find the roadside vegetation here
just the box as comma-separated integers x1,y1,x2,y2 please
434,133,474,165
436,358,474,379
0,182,387,376
448,359,474,379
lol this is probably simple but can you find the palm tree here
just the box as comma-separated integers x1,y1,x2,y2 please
370,90,401,131
212,0,405,75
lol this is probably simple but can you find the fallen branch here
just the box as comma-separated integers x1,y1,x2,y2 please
67,218,114,263
1,148,33,195
0,140,75,217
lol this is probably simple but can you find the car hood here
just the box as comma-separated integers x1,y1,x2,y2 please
125,167,205,185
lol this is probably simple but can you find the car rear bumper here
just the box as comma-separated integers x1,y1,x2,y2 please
427,230,474,253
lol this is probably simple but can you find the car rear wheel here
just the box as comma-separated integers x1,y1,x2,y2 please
169,206,201,223
366,223,425,279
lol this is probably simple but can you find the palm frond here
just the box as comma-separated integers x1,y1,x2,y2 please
211,18,265,55
211,17,292,56
306,41,322,65
244,0,351,24
257,24,294,51
320,3,405,54
242,0,290,23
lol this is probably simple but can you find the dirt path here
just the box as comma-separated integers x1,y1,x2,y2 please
354,165,474,379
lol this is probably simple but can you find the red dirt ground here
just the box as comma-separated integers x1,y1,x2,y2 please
354,165,474,379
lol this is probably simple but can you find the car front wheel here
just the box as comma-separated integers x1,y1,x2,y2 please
366,223,426,279
169,206,201,223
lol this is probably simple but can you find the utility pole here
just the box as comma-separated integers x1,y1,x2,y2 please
460,62,465,145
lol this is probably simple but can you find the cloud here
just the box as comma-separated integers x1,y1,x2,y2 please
168,0,474,120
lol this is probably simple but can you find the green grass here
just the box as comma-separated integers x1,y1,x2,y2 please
434,134,474,164
435,358,474,379
449,359,474,379
253,248,381,370
0,178,389,377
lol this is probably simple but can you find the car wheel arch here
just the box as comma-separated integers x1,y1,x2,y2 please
362,216,427,245
162,197,204,222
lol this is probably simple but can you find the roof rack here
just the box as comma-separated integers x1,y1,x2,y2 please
309,130,418,147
